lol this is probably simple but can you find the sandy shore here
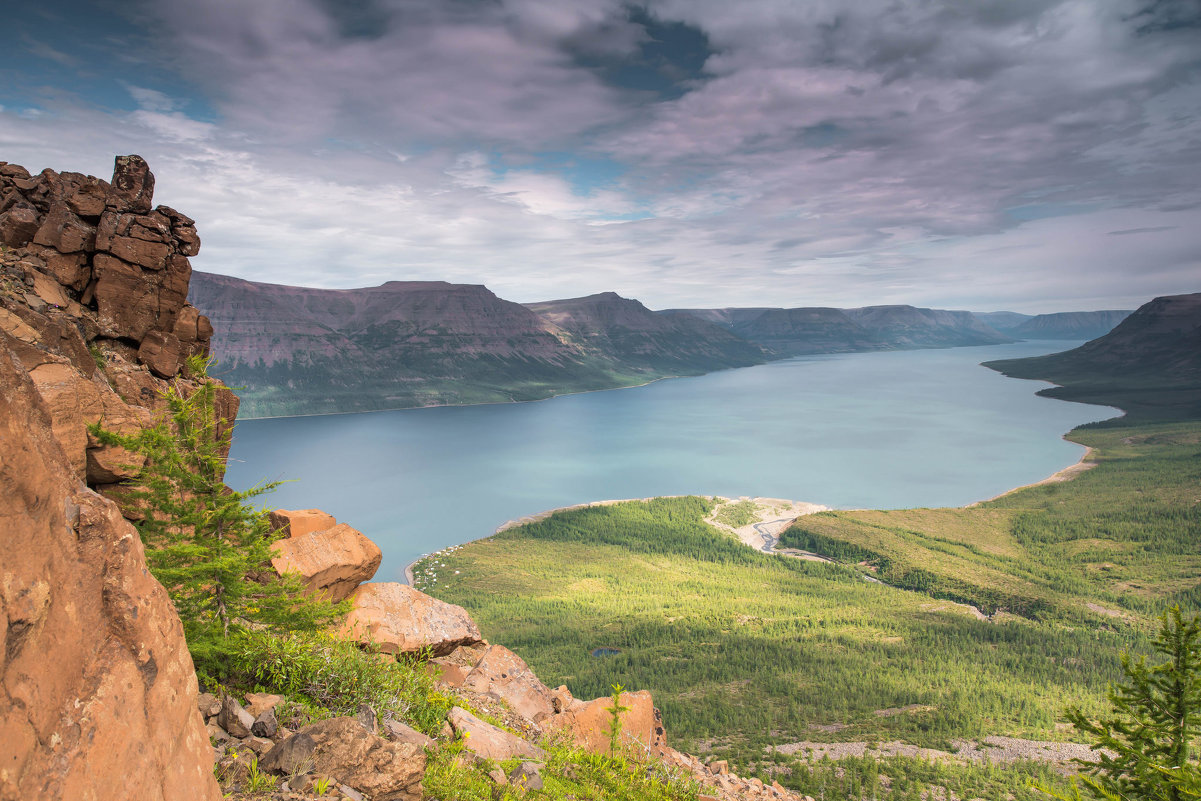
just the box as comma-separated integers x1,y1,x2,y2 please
968,445,1096,506
703,497,830,558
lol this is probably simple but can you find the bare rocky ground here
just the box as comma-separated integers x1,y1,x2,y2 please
772,736,1103,774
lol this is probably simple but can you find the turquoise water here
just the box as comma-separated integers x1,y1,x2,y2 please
225,341,1118,583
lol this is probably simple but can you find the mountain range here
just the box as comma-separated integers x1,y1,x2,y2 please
189,271,1137,418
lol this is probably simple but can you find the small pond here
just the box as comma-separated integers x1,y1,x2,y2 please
591,648,623,657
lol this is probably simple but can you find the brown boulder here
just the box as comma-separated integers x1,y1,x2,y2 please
0,342,220,800
32,202,95,253
270,523,382,602
158,205,201,256
0,205,39,247
551,689,665,754
92,253,190,342
107,235,171,270
269,508,337,538
105,154,156,213
261,717,425,800
447,707,548,763
137,330,183,378
339,583,483,656
59,171,109,218
462,644,556,724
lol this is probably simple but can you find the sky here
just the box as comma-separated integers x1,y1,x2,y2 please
2,0,1199,313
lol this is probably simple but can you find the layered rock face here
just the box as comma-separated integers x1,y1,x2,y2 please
1,156,226,800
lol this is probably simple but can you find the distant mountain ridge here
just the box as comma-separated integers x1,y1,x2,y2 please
190,270,1152,418
984,292,1201,422
988,310,1133,340
189,272,763,417
668,303,1013,356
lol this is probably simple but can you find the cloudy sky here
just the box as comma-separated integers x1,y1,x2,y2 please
2,0,1199,312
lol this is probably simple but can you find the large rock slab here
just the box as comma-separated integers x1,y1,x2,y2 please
338,583,482,656
0,341,220,800
270,523,382,602
261,717,424,800
551,689,666,754
462,644,556,724
447,707,548,763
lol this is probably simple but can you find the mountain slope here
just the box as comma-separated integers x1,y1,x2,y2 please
1004,310,1133,340
984,292,1201,421
524,292,766,372
190,273,764,417
843,305,1013,348
670,303,1011,355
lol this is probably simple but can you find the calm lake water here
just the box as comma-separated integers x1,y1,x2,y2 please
225,341,1118,583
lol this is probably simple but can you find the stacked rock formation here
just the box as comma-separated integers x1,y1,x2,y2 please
0,156,235,494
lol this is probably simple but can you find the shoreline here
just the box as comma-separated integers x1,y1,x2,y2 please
403,446,1102,585
228,372,716,422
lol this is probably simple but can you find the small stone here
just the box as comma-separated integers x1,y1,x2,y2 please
197,692,219,719
355,704,377,735
252,708,279,738
286,773,311,792
243,735,275,755
217,695,256,738
338,784,365,801
508,762,544,791
709,759,729,775
244,692,284,718
488,767,508,785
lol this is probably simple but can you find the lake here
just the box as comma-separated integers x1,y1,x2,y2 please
225,340,1118,583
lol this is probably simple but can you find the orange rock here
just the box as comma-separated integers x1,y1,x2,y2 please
338,583,482,656
270,523,382,602
462,644,556,724
447,707,548,762
268,508,337,538
550,689,665,754
0,342,220,800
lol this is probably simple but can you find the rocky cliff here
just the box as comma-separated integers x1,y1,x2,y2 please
1,156,223,800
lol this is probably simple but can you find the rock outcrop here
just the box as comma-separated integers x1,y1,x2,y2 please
1,156,228,801
549,687,666,753
339,582,483,656
270,521,382,602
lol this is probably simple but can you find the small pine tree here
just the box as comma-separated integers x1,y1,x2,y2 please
90,356,345,676
1044,607,1201,801
606,682,632,754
